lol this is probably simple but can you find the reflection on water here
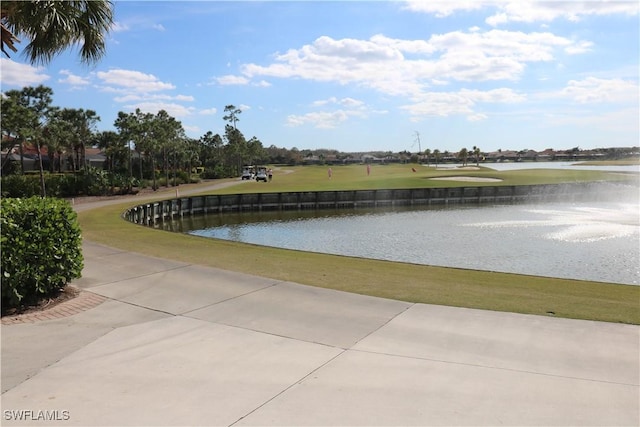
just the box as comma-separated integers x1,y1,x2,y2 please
467,205,639,243
175,184,640,285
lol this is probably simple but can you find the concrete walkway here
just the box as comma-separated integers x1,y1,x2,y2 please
2,186,639,426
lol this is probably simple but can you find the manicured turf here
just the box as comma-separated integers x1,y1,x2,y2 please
77,164,640,324
197,163,637,194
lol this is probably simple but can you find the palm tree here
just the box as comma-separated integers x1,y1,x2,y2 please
424,148,431,167
473,145,481,166
433,149,440,168
114,111,136,185
459,147,469,166
1,0,113,65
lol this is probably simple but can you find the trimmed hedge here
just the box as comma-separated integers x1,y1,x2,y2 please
1,169,140,198
1,197,84,311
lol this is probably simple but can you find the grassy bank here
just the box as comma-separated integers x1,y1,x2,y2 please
77,164,640,324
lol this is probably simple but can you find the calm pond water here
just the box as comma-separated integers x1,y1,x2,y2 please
173,182,639,285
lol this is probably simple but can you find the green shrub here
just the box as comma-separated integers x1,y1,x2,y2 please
1,197,84,311
1,170,143,198
0,175,41,198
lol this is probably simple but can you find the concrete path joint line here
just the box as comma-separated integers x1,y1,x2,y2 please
349,348,640,387
180,280,283,316
350,303,415,348
192,318,347,350
93,263,199,290
229,350,348,426
108,298,178,318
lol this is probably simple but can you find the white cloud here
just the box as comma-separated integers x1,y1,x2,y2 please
402,92,476,118
564,40,593,55
199,108,217,115
96,69,175,93
402,88,526,120
459,88,527,103
123,101,195,118
215,75,249,85
58,70,90,86
312,97,337,107
339,97,364,107
287,110,355,129
111,22,130,32
402,1,639,25
92,68,202,119
402,0,490,17
153,24,166,31
113,93,194,103
467,113,489,122
312,97,365,108
240,30,582,122
183,124,200,135
484,1,639,26
287,97,374,129
0,58,49,87
214,75,271,87
557,77,639,104
241,30,583,97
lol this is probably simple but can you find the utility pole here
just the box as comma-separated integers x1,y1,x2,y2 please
414,131,421,154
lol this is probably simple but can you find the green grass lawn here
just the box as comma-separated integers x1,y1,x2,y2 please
77,164,640,324
197,163,637,194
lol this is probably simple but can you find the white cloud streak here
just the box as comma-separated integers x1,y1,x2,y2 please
123,101,195,118
215,75,250,85
557,77,639,104
58,70,90,87
0,59,49,87
96,69,175,92
402,88,526,121
288,97,378,128
239,29,583,119
402,1,639,25
286,110,367,129
242,30,583,89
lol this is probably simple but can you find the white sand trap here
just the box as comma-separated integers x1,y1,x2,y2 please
430,176,503,182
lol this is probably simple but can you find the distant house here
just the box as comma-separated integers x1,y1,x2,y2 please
486,150,519,162
1,136,49,172
85,147,107,168
1,138,107,173
361,154,384,163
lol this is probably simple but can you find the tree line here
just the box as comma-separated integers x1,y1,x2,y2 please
0,85,306,196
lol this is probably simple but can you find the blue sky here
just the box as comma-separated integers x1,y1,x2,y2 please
1,1,638,153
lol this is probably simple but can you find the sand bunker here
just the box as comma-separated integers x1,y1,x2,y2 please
430,176,503,182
